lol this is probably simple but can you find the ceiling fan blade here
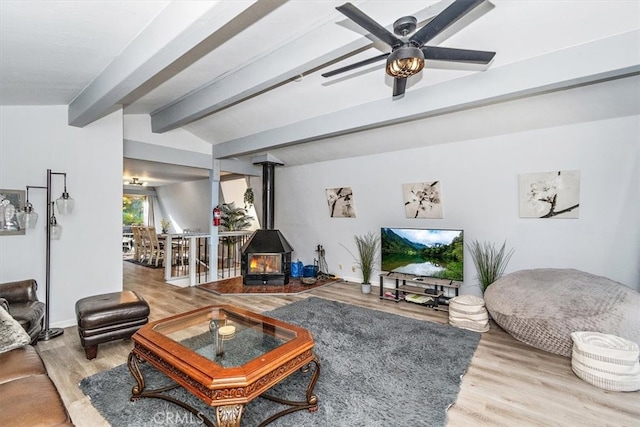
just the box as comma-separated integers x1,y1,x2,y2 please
321,53,389,78
336,2,402,48
393,78,407,97
422,46,495,64
410,0,485,47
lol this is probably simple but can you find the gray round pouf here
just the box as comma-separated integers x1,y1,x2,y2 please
484,268,640,357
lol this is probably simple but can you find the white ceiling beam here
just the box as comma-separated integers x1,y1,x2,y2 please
68,1,260,128
124,139,211,169
124,139,260,175
150,1,475,133
219,159,262,176
211,30,640,159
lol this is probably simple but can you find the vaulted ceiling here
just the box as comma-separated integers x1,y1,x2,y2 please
2,1,639,185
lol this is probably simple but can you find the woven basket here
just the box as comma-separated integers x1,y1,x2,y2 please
570,331,640,392
449,295,489,333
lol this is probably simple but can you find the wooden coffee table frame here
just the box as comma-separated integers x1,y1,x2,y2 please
127,305,320,427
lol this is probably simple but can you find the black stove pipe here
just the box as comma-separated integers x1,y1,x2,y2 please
262,162,276,230
261,162,276,230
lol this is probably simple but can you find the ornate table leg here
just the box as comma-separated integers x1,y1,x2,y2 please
127,351,145,396
127,350,216,427
258,355,321,426
216,404,244,427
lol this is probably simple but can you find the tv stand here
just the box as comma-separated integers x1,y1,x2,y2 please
379,272,460,311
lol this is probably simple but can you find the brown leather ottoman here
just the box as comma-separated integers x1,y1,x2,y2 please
75,291,149,360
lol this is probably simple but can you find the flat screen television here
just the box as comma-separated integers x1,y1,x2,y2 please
381,227,463,281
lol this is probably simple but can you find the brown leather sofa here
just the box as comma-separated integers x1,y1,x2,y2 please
0,279,45,344
0,279,72,425
0,345,73,426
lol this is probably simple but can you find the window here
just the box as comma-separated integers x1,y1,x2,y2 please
123,195,145,226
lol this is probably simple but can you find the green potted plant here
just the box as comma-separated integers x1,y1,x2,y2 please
243,187,254,209
344,231,380,294
218,202,253,268
219,202,253,233
160,218,170,234
466,239,515,294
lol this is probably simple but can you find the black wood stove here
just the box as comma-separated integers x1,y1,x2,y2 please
241,159,293,285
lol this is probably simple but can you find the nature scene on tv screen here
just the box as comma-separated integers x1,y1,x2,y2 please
381,228,463,281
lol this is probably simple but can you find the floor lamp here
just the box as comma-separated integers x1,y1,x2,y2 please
17,169,74,341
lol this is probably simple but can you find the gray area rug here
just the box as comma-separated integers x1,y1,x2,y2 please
80,297,480,426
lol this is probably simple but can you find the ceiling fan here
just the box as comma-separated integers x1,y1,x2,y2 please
322,0,496,97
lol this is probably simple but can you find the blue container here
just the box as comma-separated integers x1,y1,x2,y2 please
303,265,318,278
291,261,304,278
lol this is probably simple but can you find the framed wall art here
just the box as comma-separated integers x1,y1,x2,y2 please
402,181,443,219
519,170,581,218
0,189,26,235
326,187,356,218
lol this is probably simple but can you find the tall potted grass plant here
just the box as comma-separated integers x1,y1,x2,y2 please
466,239,515,294
344,231,380,294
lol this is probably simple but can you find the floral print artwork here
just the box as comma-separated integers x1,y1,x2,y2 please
402,181,443,219
326,187,356,218
519,170,580,218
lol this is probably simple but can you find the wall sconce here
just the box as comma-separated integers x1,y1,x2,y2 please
17,169,74,341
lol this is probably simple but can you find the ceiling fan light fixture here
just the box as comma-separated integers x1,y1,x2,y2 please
127,177,145,186
386,46,425,78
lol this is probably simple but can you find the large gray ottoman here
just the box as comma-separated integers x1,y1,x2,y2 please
484,268,640,357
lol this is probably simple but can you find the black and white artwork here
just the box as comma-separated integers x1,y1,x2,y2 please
326,187,356,218
519,170,581,218
0,189,25,235
403,181,443,219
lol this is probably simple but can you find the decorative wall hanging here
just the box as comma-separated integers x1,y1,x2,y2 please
403,181,443,219
0,189,25,235
519,170,580,218
243,187,254,208
326,187,356,218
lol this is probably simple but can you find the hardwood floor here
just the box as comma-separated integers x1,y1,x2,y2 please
36,261,640,426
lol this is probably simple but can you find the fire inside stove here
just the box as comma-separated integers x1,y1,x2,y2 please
243,249,291,285
248,254,282,274
241,230,293,286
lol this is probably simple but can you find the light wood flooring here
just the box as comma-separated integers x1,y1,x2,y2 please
36,261,640,426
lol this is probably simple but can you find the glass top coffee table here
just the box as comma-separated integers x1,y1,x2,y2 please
127,305,319,427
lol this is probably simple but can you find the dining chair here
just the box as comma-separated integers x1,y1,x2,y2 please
140,227,153,264
132,226,144,262
146,227,165,267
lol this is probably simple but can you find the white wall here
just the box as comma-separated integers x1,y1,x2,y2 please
0,106,123,327
276,115,640,294
220,177,259,230
155,179,212,232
